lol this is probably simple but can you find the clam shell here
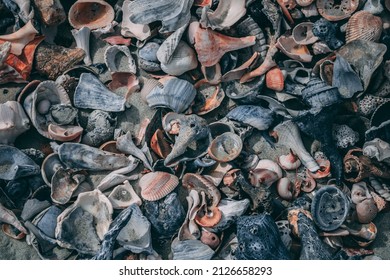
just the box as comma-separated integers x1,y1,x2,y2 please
68,0,115,30
108,181,141,209
146,76,196,113
74,73,126,112
311,186,350,231
139,171,179,201
0,145,40,180
226,105,274,131
200,0,246,30
0,101,30,145
104,45,136,74
207,132,242,163
346,11,383,44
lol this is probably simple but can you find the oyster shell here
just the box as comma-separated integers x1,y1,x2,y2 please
0,101,30,145
0,145,40,180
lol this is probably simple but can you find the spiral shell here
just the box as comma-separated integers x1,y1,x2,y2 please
139,172,179,201
346,11,383,44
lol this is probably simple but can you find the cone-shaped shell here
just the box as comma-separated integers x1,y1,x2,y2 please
68,0,115,30
139,172,179,201
346,11,382,44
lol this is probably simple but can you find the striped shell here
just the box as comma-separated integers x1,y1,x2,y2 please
139,172,179,201
266,67,284,92
346,11,383,44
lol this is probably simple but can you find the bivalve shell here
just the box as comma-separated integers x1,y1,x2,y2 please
139,172,179,201
346,11,383,44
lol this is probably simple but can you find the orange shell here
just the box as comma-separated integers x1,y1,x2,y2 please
346,11,383,44
195,206,222,227
150,128,172,158
307,158,331,179
266,67,285,92
139,171,179,201
2,224,26,240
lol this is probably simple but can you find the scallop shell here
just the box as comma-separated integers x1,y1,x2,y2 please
346,11,383,44
200,0,246,30
139,172,179,201
146,77,196,113
104,45,136,74
266,67,284,91
68,0,115,30
207,132,242,163
317,0,359,21
311,186,350,231
0,101,30,145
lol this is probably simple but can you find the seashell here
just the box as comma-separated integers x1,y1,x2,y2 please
121,0,152,41
71,26,92,66
266,67,284,91
207,132,242,163
150,128,172,159
200,229,220,250
56,190,113,255
117,204,152,254
108,181,141,209
312,18,343,50
162,113,211,167
108,72,139,95
194,206,222,228
225,105,274,131
249,169,280,188
371,190,387,212
143,192,185,238
355,199,378,224
201,63,222,85
21,198,51,222
0,202,28,235
34,205,62,241
96,159,139,191
292,22,318,45
332,124,359,149
33,0,66,26
337,40,387,94
369,177,390,202
203,162,232,187
307,158,331,179
171,238,214,260
363,138,390,164
68,0,115,30
192,80,225,115
104,45,136,74
224,75,265,103
138,171,178,202
296,0,314,6
316,0,359,21
160,41,198,76
193,24,256,67
276,34,312,63
52,142,132,171
311,186,350,231
366,100,390,142
271,120,319,173
209,121,234,139
47,124,83,142
200,0,246,30
276,178,295,200
0,145,40,180
351,182,371,204
278,150,301,170
138,41,161,72
363,0,384,14
346,11,382,44
255,159,283,179
7,0,33,23
0,42,26,84
82,110,116,147
0,101,30,145
40,154,64,189
51,168,85,204
332,55,363,99
221,52,259,82
146,77,196,113
194,0,212,6
0,20,38,55
301,77,341,108
74,73,126,112
2,223,26,240
156,23,187,65
343,222,377,248
182,173,221,208
235,16,267,58
33,41,85,80
235,214,290,260
91,21,118,38
357,95,389,116
103,36,131,46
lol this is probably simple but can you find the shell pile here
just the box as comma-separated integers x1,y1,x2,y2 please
0,0,390,260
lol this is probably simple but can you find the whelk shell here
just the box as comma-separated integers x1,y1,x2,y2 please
139,172,179,201
346,11,383,44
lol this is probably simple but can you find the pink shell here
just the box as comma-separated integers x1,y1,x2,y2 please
139,172,179,201
346,11,383,44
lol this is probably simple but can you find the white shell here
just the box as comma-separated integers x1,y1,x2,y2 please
160,41,198,76
0,20,38,55
71,27,92,65
121,0,151,40
0,101,30,144
10,0,34,23
108,180,142,209
104,45,136,74
200,0,246,30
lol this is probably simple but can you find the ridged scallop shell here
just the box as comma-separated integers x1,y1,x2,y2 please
346,11,383,44
68,0,115,30
139,172,179,201
266,67,284,91
146,77,196,113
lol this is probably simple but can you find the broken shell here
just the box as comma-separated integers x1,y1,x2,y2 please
47,124,83,142
171,238,214,260
346,11,383,44
292,22,318,45
51,168,85,204
226,105,274,131
104,45,136,74
363,138,390,163
207,132,242,163
0,101,30,145
139,172,179,201
0,202,28,235
276,34,312,63
307,158,331,179
33,0,66,26
74,73,126,112
156,24,187,65
316,0,359,21
150,129,172,159
103,36,131,46
200,229,220,249
311,186,350,231
363,0,384,14
356,199,378,224
312,41,332,55
312,18,343,50
0,42,25,84
68,0,115,30
182,173,221,208
0,145,40,180
82,110,116,147
296,0,314,6
108,181,141,209
278,150,301,170
200,0,246,31
301,77,341,108
41,153,65,187
0,20,38,55
276,177,295,200
192,80,225,115
266,67,284,92
249,169,280,188
210,198,250,233
255,159,283,179
332,55,363,99
160,41,198,76
195,206,222,228
121,0,151,40
146,77,196,113
71,26,92,66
